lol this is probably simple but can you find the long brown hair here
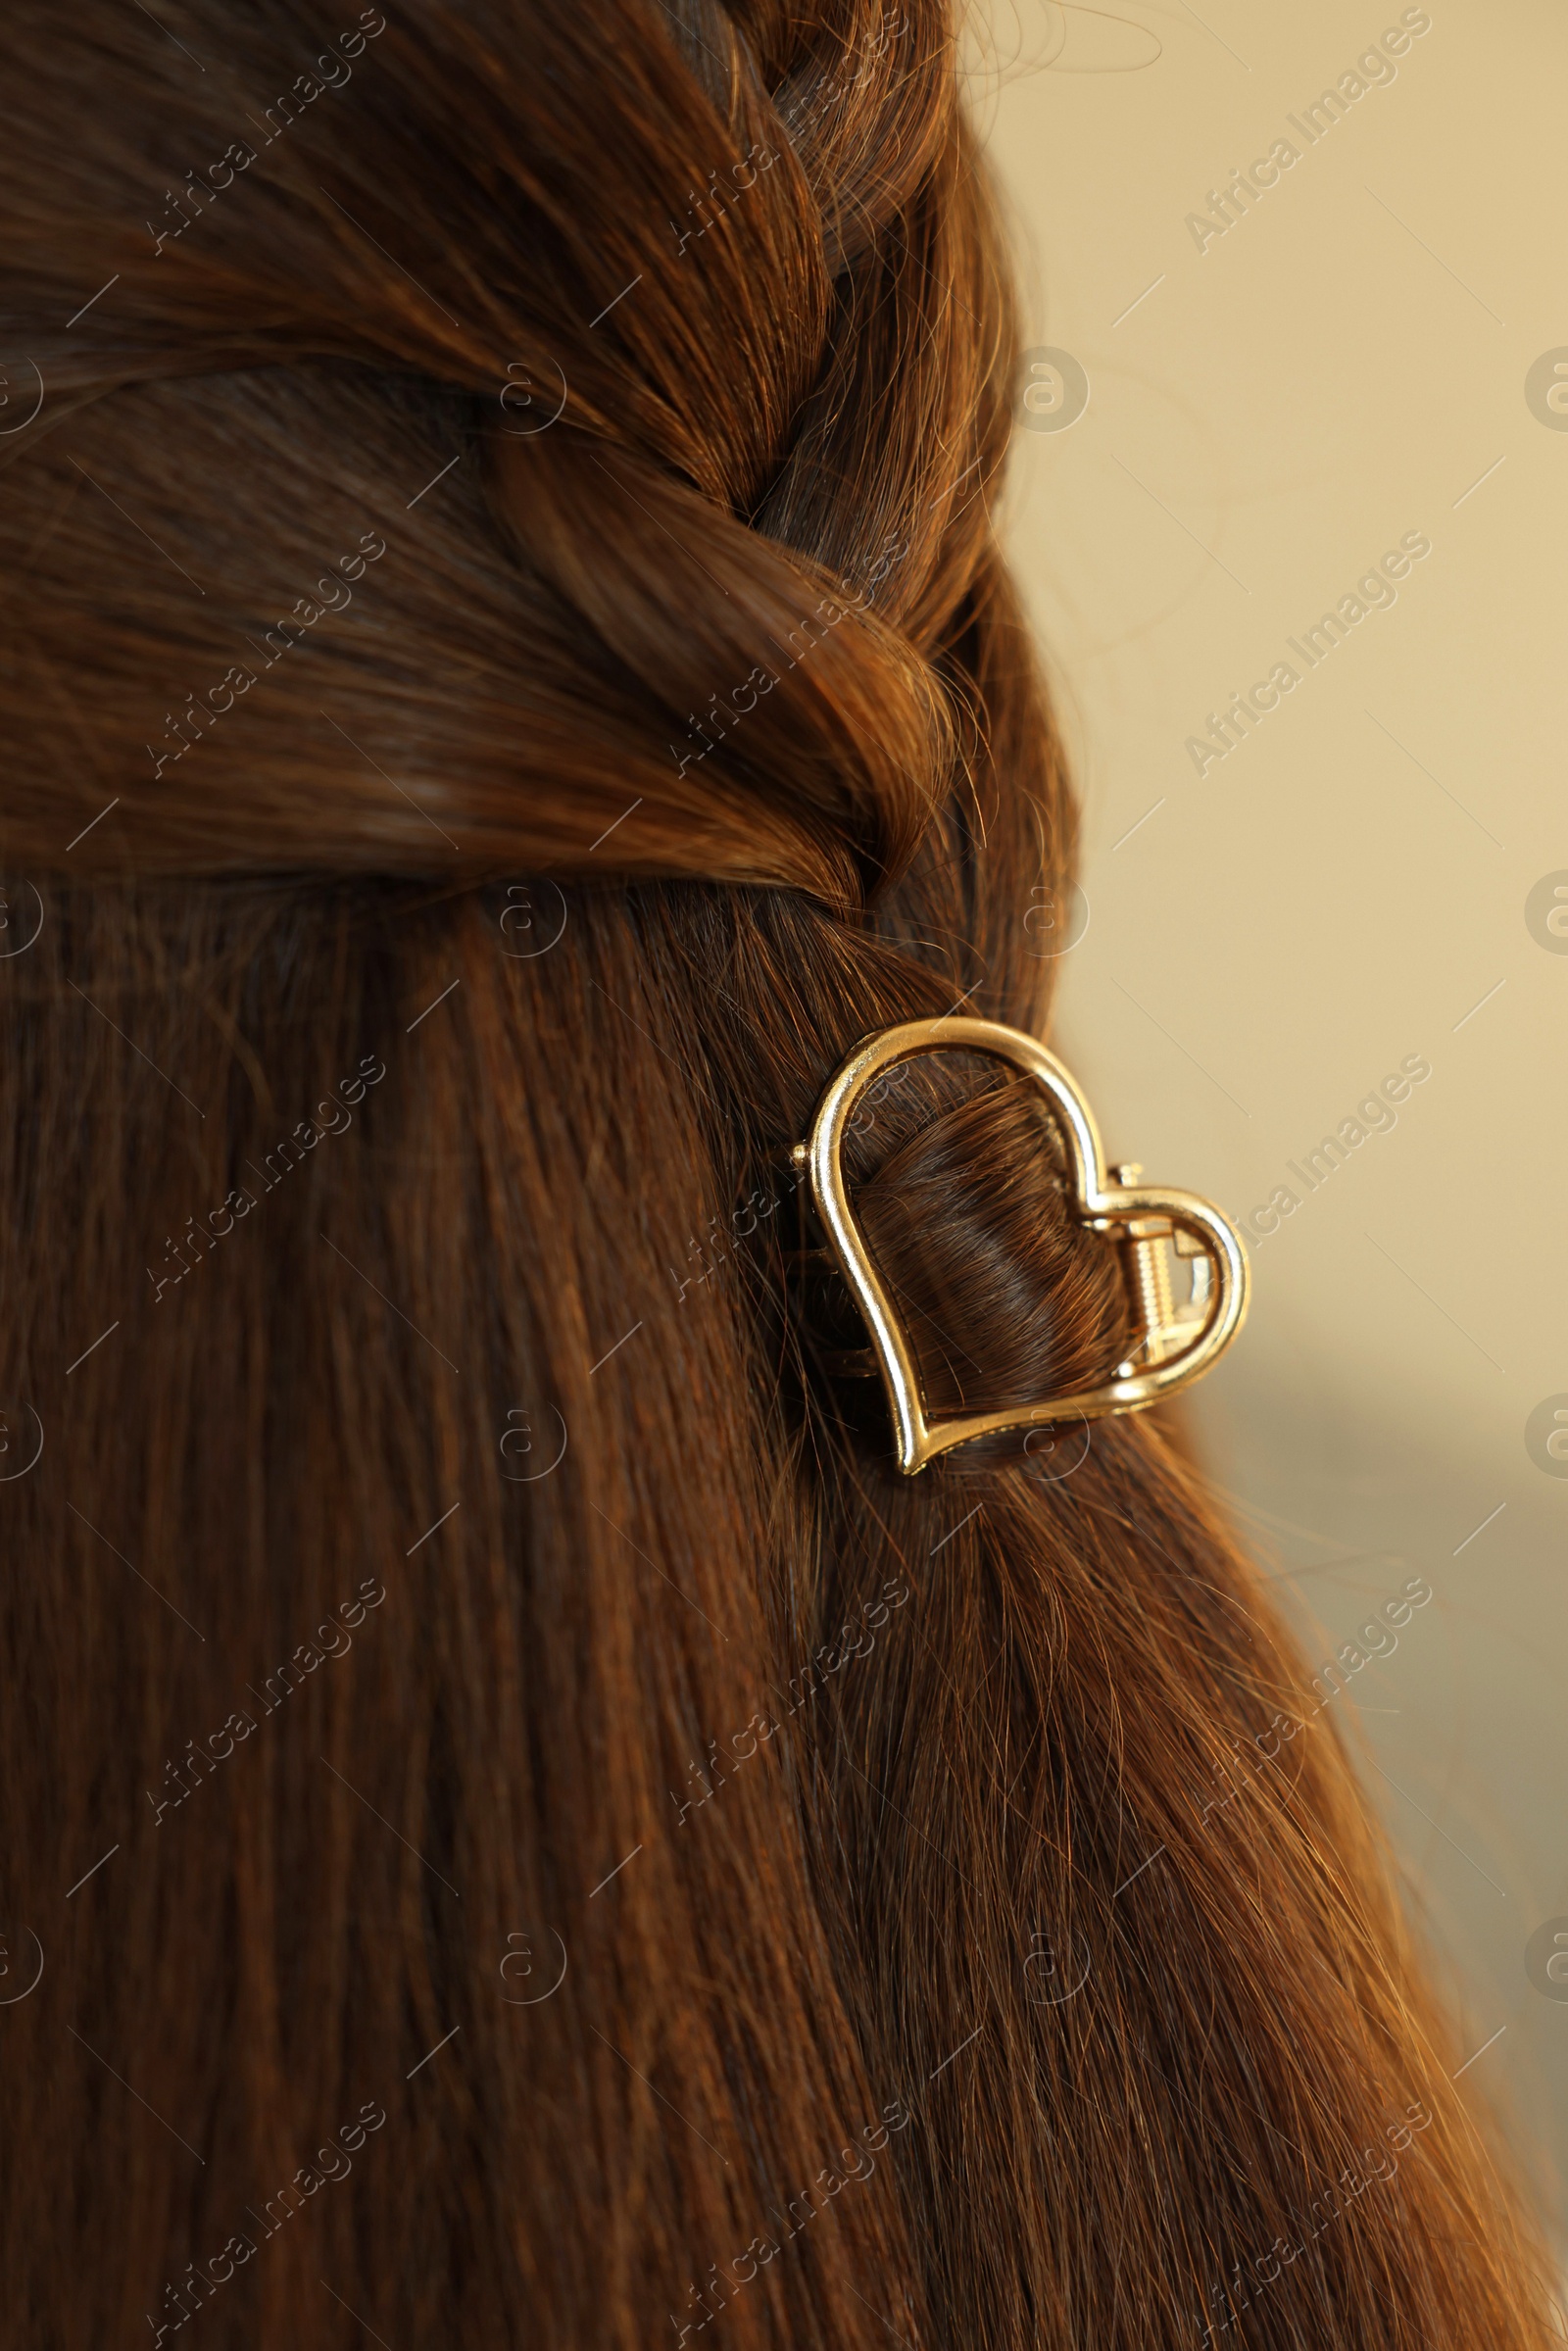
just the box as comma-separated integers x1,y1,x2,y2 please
0,2,1554,2343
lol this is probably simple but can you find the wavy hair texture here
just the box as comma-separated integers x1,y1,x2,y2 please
0,1,1555,2344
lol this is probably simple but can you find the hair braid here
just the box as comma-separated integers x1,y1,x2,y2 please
0,3,1555,2345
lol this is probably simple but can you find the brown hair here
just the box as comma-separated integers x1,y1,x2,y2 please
0,2,1554,2343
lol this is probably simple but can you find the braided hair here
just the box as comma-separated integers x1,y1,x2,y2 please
0,2,1554,2342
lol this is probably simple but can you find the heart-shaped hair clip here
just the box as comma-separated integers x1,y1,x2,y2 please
791,1016,1250,1474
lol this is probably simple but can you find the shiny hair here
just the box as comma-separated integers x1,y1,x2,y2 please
0,1,1554,2342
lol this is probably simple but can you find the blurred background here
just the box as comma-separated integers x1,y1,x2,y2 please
973,0,1568,2245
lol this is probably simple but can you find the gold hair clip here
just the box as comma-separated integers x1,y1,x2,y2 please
792,1017,1250,1474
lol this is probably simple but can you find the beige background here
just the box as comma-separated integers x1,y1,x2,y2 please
974,0,1568,2239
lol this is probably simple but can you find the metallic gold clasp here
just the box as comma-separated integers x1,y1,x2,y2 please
1108,1163,1214,1376
798,1018,1250,1472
